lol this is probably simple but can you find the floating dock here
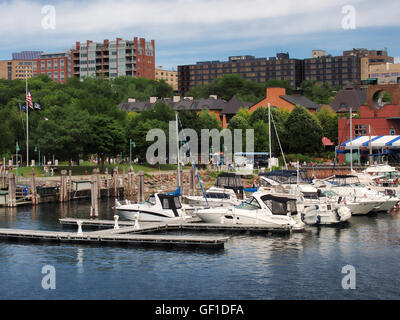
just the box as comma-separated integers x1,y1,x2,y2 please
0,227,228,249
59,218,292,234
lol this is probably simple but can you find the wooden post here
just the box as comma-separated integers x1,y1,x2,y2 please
60,170,68,202
138,170,144,203
94,169,101,199
189,167,195,196
113,167,118,198
30,168,38,205
7,172,16,207
68,170,72,200
105,168,110,197
90,174,99,217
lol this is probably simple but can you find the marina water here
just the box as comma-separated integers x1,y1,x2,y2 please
0,200,399,300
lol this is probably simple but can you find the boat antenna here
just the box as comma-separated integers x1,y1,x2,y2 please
177,115,209,206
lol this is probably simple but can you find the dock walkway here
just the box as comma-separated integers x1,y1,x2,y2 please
59,218,292,234
0,227,228,249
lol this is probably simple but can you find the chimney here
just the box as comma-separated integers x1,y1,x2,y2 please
173,96,181,103
209,95,218,100
128,98,136,103
150,97,157,103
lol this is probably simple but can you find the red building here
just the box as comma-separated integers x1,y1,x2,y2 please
337,84,400,161
33,52,69,83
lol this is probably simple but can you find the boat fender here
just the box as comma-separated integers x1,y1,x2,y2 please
315,205,319,210
301,213,305,222
316,215,321,224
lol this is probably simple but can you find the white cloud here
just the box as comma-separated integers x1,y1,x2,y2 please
0,0,399,66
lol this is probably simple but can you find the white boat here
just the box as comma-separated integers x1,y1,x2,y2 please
321,175,396,213
195,191,305,231
259,174,352,225
184,187,242,208
115,193,191,222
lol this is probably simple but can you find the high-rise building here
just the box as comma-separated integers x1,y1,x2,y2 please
70,37,155,80
178,53,304,96
304,53,361,87
155,66,178,91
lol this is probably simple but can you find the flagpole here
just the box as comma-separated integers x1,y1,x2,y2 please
26,70,29,167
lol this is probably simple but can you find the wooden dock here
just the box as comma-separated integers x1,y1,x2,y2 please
0,227,228,249
59,218,292,234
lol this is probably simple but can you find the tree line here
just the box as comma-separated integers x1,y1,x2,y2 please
0,74,339,166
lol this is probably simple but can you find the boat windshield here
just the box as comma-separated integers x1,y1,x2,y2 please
145,195,156,205
322,190,338,197
235,197,261,210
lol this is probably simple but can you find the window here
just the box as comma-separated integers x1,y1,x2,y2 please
355,124,367,136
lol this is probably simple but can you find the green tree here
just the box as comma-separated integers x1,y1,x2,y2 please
285,105,323,154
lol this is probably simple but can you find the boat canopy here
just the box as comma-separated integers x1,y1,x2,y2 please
259,170,311,184
341,135,400,149
214,173,243,192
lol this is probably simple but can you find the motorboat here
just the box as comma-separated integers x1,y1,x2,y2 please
258,177,352,225
316,175,396,213
115,193,192,222
184,186,242,208
195,191,305,231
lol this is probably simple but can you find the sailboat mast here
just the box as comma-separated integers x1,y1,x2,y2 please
26,70,29,167
349,107,353,172
268,103,271,171
369,125,372,166
176,113,181,191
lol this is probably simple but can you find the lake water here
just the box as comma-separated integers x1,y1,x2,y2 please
0,200,400,300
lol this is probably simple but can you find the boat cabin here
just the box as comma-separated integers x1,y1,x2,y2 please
214,173,243,194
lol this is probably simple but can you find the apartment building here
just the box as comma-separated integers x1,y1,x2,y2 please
33,51,70,83
70,37,155,80
155,66,178,91
178,53,304,96
304,51,361,87
0,60,34,80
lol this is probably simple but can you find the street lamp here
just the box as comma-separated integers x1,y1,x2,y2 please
130,139,136,164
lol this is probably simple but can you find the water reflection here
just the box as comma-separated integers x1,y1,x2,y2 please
0,201,400,299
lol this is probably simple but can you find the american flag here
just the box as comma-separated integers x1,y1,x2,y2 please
26,90,33,109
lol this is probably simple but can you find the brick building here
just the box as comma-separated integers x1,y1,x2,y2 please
33,51,70,83
155,66,178,91
0,60,34,80
70,37,155,80
337,85,400,162
248,87,319,114
178,53,304,96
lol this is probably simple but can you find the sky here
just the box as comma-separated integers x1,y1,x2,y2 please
1,0,400,69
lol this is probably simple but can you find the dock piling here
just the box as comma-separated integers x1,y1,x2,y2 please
30,169,37,205
7,172,16,207
90,174,99,217
189,167,195,196
60,170,68,202
138,171,144,203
